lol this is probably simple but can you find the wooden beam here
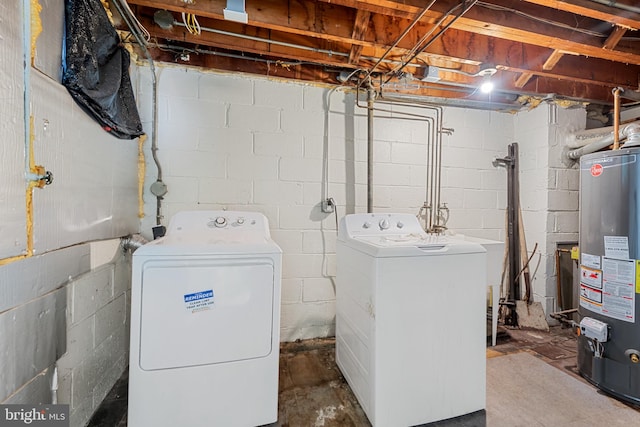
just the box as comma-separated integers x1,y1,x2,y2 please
542,50,564,70
132,8,640,90
515,72,534,88
318,0,640,65
349,9,371,63
603,27,627,50
522,0,640,30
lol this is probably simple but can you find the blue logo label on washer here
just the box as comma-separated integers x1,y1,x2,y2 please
184,290,214,313
184,290,214,302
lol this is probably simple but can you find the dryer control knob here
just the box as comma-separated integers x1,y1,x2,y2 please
236,217,245,225
363,222,371,229
214,216,227,227
397,222,404,229
379,219,390,230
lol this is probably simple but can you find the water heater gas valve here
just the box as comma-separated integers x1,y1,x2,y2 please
580,317,608,342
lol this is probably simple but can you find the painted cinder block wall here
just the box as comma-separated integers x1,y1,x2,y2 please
515,104,583,318
134,66,580,340
1,3,587,426
1,2,138,426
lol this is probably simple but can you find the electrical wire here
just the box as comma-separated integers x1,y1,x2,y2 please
119,0,150,41
477,1,608,39
182,12,201,35
385,0,478,83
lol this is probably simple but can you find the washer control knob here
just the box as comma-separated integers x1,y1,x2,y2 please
237,217,245,225
214,216,227,228
363,222,371,229
397,222,404,229
379,219,390,230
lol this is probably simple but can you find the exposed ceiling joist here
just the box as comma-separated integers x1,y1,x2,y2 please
115,0,640,108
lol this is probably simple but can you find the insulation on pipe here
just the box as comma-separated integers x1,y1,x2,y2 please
567,123,640,160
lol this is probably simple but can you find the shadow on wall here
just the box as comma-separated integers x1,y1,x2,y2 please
323,89,357,216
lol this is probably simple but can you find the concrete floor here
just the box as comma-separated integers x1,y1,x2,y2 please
88,325,640,427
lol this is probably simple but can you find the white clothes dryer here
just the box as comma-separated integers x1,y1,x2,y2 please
128,211,281,427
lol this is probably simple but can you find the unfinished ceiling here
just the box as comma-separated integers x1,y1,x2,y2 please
113,0,640,110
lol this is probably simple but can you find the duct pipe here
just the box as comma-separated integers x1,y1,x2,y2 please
121,234,149,252
367,85,376,213
618,87,640,103
567,124,640,160
587,0,640,14
565,121,640,149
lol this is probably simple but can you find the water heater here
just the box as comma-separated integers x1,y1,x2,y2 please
578,148,640,405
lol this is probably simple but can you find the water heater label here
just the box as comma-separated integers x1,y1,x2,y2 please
604,236,629,260
581,266,602,289
580,284,602,304
590,163,603,177
601,257,635,323
581,253,601,270
184,289,214,313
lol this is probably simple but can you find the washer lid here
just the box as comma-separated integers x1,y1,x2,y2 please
345,235,485,257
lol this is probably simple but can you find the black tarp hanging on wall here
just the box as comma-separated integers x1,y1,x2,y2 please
62,0,143,139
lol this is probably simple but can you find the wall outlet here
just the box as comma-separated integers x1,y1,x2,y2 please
321,198,335,213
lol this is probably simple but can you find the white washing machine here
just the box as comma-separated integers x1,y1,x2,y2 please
128,211,281,427
336,213,487,427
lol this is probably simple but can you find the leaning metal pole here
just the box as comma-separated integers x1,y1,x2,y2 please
494,142,520,326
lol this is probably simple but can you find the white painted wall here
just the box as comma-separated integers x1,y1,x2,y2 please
1,2,139,426
515,104,584,318
1,3,589,424
0,0,28,259
136,66,511,340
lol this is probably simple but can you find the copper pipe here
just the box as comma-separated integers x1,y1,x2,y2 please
613,87,622,150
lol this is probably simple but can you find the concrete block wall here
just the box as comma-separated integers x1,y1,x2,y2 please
545,106,583,312
442,107,513,241
515,104,584,318
1,3,139,426
0,0,28,258
57,244,132,427
0,242,132,427
137,66,510,340
515,105,552,309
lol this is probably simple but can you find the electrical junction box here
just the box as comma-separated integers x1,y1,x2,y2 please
580,317,608,342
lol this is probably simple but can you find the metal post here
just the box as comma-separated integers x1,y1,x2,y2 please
493,142,521,326
507,143,521,308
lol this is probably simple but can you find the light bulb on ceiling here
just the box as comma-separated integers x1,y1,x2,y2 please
476,66,497,94
480,78,494,94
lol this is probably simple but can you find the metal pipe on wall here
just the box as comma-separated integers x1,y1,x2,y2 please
613,88,621,150
111,0,165,231
367,85,376,213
